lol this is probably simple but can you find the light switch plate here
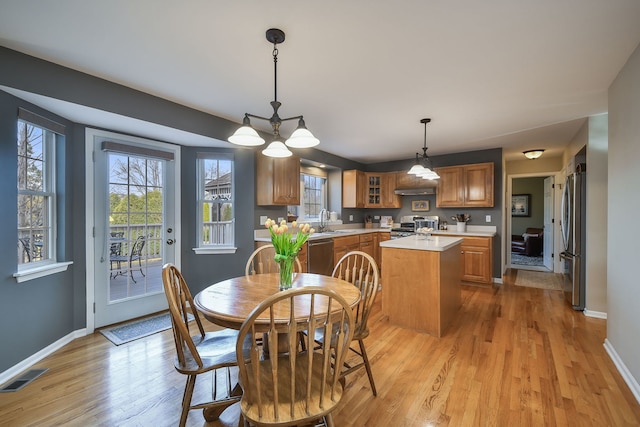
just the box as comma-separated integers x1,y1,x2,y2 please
349,215,354,221
260,216,267,225
485,215,491,222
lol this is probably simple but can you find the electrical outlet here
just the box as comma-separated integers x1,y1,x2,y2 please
277,217,284,223
374,216,380,220
260,216,267,225
349,215,354,221
485,215,491,222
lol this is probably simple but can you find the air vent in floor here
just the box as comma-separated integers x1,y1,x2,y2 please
0,368,48,392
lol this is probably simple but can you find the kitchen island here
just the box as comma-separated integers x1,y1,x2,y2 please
380,235,463,337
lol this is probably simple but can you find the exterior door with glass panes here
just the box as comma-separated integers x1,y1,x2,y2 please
90,129,178,328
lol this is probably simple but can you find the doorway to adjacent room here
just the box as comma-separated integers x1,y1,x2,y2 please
508,174,558,272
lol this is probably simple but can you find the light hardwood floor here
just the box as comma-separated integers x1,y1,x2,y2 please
2,269,640,426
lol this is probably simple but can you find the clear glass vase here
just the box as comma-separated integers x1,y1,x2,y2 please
278,256,295,291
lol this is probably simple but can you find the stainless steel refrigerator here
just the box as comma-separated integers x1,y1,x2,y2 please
560,164,586,310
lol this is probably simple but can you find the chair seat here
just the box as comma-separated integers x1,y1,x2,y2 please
241,352,344,425
174,329,239,374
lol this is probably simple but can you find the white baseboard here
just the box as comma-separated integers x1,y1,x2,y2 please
0,328,87,385
584,309,607,319
603,338,640,405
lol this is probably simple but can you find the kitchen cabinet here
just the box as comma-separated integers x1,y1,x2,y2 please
365,173,382,207
342,170,366,208
458,235,493,284
376,232,390,275
256,154,300,206
381,173,401,208
435,162,494,208
359,233,375,259
381,242,461,337
343,171,400,208
333,235,360,267
365,172,401,208
297,242,308,273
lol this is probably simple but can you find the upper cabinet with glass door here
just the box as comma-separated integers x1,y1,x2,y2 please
343,170,400,209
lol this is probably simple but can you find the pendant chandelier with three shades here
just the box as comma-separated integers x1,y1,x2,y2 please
408,118,440,180
227,28,319,157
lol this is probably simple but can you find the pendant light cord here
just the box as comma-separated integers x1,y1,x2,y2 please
273,44,278,103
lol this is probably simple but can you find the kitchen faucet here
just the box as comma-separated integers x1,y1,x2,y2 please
319,209,329,232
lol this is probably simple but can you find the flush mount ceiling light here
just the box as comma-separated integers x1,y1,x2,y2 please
408,118,440,180
228,28,319,158
523,149,545,160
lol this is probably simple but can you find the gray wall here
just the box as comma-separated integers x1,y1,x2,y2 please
608,42,640,390
0,90,78,372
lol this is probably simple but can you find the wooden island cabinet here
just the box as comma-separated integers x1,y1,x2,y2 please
380,236,462,337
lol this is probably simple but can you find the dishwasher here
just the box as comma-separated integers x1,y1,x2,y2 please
307,238,334,276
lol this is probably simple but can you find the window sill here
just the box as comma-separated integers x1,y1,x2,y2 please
14,261,73,283
192,246,237,255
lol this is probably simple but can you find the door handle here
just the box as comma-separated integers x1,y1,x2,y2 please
166,239,175,245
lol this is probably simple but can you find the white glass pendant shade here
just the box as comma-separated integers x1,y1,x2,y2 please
228,125,265,146
418,168,440,180
285,127,319,148
262,140,293,157
408,164,426,175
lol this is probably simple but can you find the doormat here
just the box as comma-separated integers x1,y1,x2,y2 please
511,253,544,266
514,270,563,291
100,312,193,346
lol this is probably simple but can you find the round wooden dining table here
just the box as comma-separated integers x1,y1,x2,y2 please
193,272,361,330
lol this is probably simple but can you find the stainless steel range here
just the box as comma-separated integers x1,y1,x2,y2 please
390,215,439,239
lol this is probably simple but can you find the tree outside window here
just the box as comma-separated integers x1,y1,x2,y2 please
17,121,54,265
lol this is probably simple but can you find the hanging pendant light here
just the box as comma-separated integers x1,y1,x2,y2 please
408,118,440,180
228,28,319,157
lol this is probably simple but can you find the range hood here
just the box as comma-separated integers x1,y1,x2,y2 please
394,186,436,195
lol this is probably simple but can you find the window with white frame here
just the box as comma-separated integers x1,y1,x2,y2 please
197,154,234,247
17,119,55,267
288,167,327,220
303,174,326,218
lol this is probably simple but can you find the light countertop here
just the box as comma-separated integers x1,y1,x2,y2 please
254,226,391,242
432,228,496,238
379,235,463,252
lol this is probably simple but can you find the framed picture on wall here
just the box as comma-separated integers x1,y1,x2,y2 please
511,194,531,217
411,200,430,211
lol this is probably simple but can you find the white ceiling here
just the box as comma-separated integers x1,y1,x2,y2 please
1,1,639,163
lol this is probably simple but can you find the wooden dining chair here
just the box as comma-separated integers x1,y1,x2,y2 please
245,244,303,276
161,263,242,426
235,286,354,427
329,250,380,396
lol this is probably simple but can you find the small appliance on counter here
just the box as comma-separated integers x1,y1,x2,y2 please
390,215,439,238
380,216,394,228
